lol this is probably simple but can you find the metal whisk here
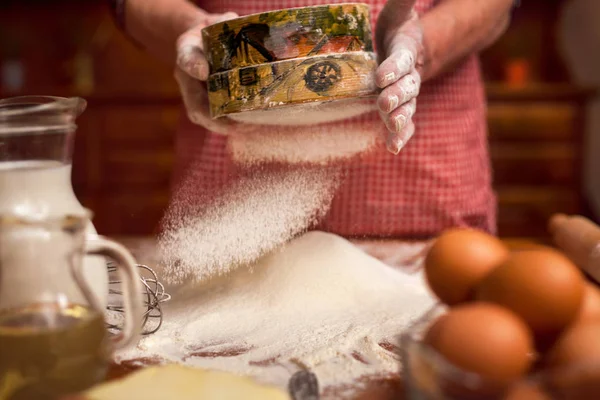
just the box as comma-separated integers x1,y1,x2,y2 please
105,262,171,335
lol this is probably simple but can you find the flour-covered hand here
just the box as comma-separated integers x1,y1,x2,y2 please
375,0,423,155
174,11,240,134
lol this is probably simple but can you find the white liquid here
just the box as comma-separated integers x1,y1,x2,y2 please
0,160,83,217
0,160,109,308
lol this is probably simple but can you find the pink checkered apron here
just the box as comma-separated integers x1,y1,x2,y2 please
172,0,496,238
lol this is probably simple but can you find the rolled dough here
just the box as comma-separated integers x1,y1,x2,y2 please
82,365,289,400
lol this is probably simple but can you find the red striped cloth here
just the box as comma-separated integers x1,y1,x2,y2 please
172,0,496,238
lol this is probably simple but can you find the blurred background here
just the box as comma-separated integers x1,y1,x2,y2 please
0,0,598,242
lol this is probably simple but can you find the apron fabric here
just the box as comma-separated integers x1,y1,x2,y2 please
172,0,496,238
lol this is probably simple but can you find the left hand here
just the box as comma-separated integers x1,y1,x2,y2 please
375,0,424,154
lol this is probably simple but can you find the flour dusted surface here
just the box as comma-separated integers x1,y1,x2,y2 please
117,232,435,398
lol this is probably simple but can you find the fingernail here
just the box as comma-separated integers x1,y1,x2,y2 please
384,72,396,84
196,63,208,80
394,114,407,132
388,95,399,112
386,135,404,155
395,50,414,74
177,50,192,69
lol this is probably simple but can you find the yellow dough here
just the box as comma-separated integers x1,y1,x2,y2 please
84,365,290,400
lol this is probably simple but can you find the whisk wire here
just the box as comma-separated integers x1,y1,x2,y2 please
105,262,171,335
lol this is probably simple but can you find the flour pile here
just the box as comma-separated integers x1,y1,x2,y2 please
158,167,341,284
117,232,435,397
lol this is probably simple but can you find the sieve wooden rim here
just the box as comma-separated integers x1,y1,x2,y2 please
201,3,374,74
207,51,379,119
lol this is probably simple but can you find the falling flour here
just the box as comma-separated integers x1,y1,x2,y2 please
117,231,435,398
145,88,421,398
158,166,342,284
227,108,382,166
227,98,378,126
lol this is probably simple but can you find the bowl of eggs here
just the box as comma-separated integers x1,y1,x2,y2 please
401,228,600,400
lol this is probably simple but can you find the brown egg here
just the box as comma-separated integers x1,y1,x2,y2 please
544,322,600,400
424,303,534,384
424,228,509,305
474,249,585,336
545,321,600,368
576,283,600,322
545,365,600,400
503,382,551,400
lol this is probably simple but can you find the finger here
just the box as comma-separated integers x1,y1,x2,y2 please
177,12,239,81
174,68,235,134
177,32,211,81
375,39,418,88
379,98,416,133
377,70,420,113
386,119,415,155
209,11,239,25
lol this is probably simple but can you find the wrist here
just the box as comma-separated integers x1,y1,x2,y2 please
187,9,221,31
119,0,206,65
124,0,203,34
181,7,208,32
378,8,419,54
419,28,435,81
108,0,126,29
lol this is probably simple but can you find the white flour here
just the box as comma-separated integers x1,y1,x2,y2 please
144,90,428,396
227,108,381,166
117,232,435,398
227,98,378,126
158,166,341,284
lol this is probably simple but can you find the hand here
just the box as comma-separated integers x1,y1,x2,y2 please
174,11,241,134
375,0,424,154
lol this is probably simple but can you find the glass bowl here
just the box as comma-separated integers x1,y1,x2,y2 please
400,303,600,400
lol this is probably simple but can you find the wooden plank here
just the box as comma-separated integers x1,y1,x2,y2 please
101,149,174,187
487,103,578,141
496,187,581,238
491,143,577,185
101,106,180,145
486,83,596,102
91,191,170,235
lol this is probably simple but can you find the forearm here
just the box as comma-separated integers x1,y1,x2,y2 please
420,0,514,81
122,0,204,64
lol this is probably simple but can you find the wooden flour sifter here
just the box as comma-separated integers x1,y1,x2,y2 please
201,3,380,126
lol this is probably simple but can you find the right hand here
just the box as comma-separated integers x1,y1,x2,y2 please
175,11,241,134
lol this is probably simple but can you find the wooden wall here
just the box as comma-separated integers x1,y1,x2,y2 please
0,0,594,240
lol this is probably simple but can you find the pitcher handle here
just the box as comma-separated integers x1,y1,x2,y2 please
85,236,144,350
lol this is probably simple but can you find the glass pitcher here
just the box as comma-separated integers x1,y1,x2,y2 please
0,96,108,309
0,210,143,399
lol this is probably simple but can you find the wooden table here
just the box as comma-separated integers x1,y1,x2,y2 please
100,236,543,399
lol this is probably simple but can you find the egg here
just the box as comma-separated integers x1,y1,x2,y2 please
424,303,534,384
474,249,585,336
424,228,509,305
503,382,551,400
545,321,600,368
576,283,600,322
545,366,600,400
544,321,600,399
